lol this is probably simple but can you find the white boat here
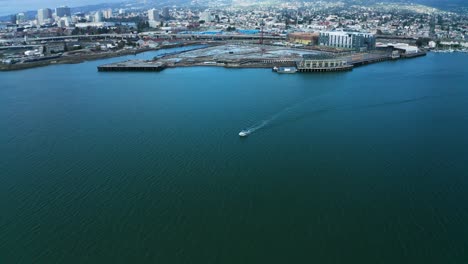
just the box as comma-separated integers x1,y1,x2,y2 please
276,67,297,74
239,130,249,137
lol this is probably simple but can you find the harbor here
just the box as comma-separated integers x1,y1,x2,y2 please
97,44,426,73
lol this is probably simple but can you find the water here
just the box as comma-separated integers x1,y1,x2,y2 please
1,51,468,263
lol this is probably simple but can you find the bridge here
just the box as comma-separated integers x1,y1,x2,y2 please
1,32,285,45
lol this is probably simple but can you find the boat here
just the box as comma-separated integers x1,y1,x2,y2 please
276,67,297,74
239,130,249,137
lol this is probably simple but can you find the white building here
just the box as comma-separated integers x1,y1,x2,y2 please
200,11,213,22
319,31,376,50
149,20,161,28
103,9,113,19
59,16,73,27
37,8,52,25
148,9,160,21
16,13,26,24
94,11,103,23
385,43,419,54
75,22,115,28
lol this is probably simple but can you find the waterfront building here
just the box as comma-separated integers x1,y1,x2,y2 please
288,32,319,45
318,31,376,51
56,6,71,18
45,42,66,54
296,57,352,72
37,8,52,25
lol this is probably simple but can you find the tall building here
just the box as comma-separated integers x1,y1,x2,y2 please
103,9,113,19
318,31,375,51
10,15,17,24
148,9,160,21
56,6,71,17
94,11,103,22
162,7,170,19
37,8,52,25
16,13,26,24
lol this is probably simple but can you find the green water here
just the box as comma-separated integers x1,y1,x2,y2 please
1,51,468,263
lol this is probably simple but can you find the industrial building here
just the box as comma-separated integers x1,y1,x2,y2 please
296,54,352,72
318,31,376,51
287,32,319,45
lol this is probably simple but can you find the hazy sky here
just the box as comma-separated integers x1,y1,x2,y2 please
0,0,123,16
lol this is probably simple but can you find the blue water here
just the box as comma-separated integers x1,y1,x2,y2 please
1,51,468,263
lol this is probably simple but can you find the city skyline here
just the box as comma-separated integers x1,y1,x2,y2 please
0,0,123,16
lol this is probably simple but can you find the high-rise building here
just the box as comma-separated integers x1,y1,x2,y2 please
162,7,170,19
103,9,113,19
16,13,26,24
94,11,103,22
56,6,71,17
37,8,52,25
148,9,160,21
10,15,17,24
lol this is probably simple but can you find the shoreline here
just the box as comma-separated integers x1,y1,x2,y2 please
0,42,210,71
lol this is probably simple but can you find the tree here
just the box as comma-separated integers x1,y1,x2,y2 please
117,41,125,49
137,21,149,32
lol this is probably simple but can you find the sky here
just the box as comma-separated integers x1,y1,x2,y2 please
0,0,123,16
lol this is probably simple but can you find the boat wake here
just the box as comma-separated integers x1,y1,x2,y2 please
239,99,312,137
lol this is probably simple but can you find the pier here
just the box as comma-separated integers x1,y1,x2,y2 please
96,44,427,73
98,60,166,72
296,58,353,72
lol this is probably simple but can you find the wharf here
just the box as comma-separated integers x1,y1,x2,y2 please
401,51,427,58
98,60,166,72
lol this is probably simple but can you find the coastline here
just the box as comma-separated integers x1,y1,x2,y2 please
0,42,209,72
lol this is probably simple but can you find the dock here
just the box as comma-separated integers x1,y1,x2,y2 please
98,60,166,72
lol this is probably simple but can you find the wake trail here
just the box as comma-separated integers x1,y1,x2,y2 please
242,97,320,135
241,94,451,136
